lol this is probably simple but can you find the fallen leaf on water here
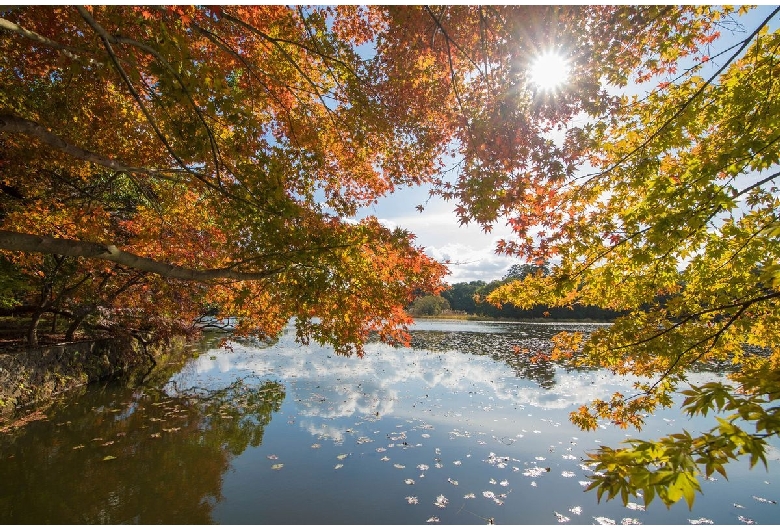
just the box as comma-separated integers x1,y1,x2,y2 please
271,463,284,470
72,445,85,450
337,454,349,460
334,464,344,470
752,496,777,504
102,455,116,461
434,494,448,508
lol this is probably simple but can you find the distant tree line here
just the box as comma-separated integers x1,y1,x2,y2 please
409,263,623,321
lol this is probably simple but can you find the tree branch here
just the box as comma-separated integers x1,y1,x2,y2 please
0,229,284,282
0,113,176,179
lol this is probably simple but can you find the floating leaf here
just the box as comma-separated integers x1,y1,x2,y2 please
752,496,777,504
334,464,344,470
337,454,349,460
433,494,448,508
102,455,116,461
271,463,284,470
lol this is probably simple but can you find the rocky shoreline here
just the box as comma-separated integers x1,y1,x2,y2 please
0,336,186,419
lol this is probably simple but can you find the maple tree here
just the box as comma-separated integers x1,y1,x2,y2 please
0,5,449,352
2,5,778,508
471,6,780,508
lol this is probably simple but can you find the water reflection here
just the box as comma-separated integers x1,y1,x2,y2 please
1,321,778,525
0,377,284,524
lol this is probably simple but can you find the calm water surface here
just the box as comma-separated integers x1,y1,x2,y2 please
0,320,778,524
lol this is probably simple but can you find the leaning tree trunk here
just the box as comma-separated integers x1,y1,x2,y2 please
65,307,92,342
27,308,44,347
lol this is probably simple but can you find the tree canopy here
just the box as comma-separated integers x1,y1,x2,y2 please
478,7,780,508
2,5,779,509
0,5,452,352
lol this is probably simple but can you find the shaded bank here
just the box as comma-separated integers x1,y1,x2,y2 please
0,336,187,419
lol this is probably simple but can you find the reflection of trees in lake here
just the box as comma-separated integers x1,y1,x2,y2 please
0,378,284,524
409,326,602,390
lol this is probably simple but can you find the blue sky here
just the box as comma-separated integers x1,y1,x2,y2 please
354,183,516,285
350,5,780,286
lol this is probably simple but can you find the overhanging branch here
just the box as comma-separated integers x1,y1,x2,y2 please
0,229,282,281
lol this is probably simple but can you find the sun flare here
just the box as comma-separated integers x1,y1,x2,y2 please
529,52,570,90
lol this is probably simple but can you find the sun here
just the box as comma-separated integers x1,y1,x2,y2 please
529,52,570,91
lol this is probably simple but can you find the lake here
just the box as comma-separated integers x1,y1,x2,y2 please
0,319,777,524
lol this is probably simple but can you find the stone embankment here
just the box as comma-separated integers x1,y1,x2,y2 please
0,337,183,418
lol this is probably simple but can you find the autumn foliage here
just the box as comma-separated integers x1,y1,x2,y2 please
2,5,780,507
0,5,452,352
